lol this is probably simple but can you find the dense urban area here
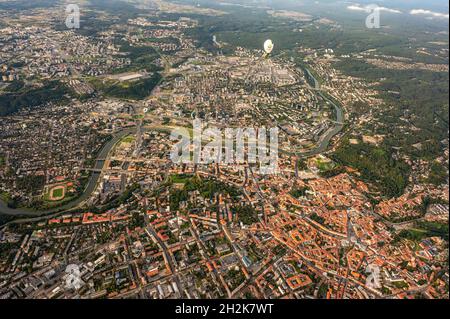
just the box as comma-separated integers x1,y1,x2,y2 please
0,0,448,300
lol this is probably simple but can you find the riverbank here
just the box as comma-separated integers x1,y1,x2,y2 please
281,67,345,158
0,66,345,219
0,128,135,217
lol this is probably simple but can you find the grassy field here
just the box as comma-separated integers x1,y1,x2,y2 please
121,135,136,144
51,188,64,199
316,158,336,172
88,73,162,100
0,192,11,202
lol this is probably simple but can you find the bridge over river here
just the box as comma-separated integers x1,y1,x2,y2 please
0,67,345,220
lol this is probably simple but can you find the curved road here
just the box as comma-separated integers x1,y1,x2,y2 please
0,66,345,220
0,128,136,217
281,67,345,158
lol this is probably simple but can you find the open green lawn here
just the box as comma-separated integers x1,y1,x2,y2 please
88,73,162,100
170,174,193,184
52,188,64,198
0,192,10,202
121,135,136,144
316,159,335,172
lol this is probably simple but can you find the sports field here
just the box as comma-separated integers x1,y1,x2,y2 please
49,186,65,201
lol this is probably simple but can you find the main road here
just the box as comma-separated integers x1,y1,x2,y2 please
1,65,345,219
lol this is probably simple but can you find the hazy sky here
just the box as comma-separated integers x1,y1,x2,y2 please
205,0,449,20
343,0,448,11
217,0,449,12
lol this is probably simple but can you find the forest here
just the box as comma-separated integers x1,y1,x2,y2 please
333,140,410,198
0,81,70,116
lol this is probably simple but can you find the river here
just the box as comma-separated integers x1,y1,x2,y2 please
0,128,135,217
282,68,345,158
1,67,345,218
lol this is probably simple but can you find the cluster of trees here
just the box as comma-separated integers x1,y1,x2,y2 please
128,211,145,230
397,221,449,242
101,74,162,100
333,141,409,198
113,40,163,74
0,81,69,116
169,189,188,212
428,161,448,186
332,54,448,202
297,159,308,171
418,196,448,215
310,212,325,225
334,59,448,172
224,268,246,290
88,183,140,213
183,176,242,200
232,205,258,225
169,175,243,212
319,166,346,178
416,221,449,241
289,186,309,198
0,214,24,227
16,175,45,196
0,242,17,262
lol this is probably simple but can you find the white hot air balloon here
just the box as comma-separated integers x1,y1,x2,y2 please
264,39,274,55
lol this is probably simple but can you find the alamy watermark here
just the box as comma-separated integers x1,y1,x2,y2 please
170,119,279,175
365,5,381,29
365,264,382,289
64,264,84,290
65,4,80,29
